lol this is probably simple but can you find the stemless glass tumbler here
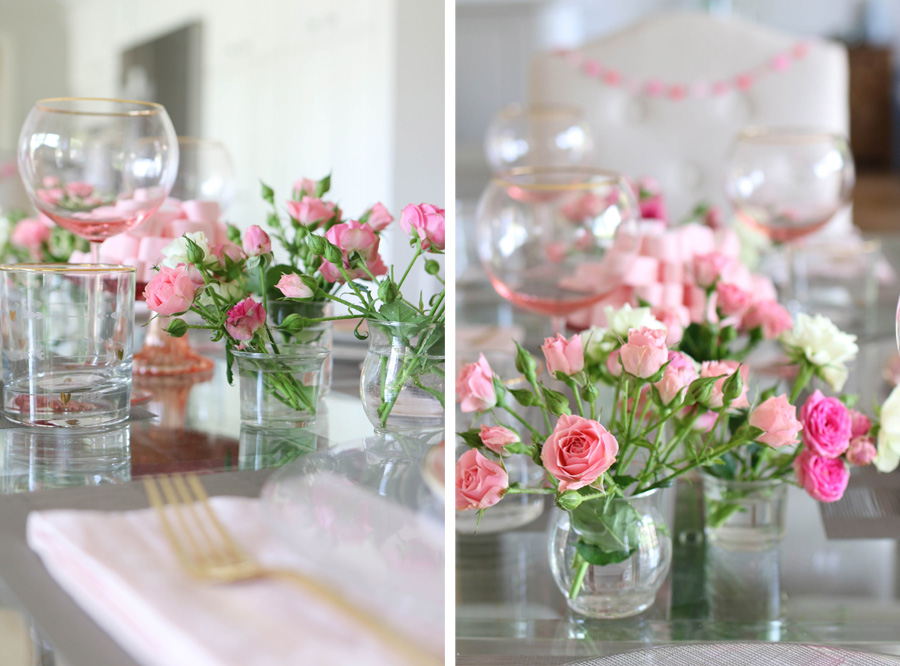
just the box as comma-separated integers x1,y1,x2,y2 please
0,264,135,427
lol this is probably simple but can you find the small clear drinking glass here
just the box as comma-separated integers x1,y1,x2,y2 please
0,264,135,427
701,472,788,550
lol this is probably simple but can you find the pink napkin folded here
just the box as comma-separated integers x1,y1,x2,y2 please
27,496,434,666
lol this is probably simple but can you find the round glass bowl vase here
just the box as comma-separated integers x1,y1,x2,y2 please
360,320,444,434
232,345,329,429
548,489,672,619
701,472,788,550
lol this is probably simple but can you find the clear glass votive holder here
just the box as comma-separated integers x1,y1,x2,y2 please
0,264,135,427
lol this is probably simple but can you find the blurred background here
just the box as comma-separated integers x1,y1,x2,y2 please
0,0,444,284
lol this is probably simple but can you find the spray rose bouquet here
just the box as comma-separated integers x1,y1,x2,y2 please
0,208,89,263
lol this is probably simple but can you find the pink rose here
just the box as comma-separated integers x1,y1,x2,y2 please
654,351,697,405
699,360,749,409
639,193,668,222
651,306,688,347
693,252,732,288
276,273,314,299
225,298,267,341
286,196,336,226
606,348,623,377
326,219,378,257
741,301,793,339
846,435,877,466
849,409,871,437
799,390,851,459
748,395,802,448
560,192,608,222
10,217,52,254
65,181,94,198
456,354,496,413
456,449,508,511
541,414,619,491
37,188,64,205
211,241,245,267
293,178,318,198
400,203,445,251
705,206,724,230
794,450,849,503
365,202,393,231
242,225,271,256
143,265,197,316
715,282,753,317
42,176,60,188
541,333,584,377
619,327,668,379
318,251,387,284
479,425,520,455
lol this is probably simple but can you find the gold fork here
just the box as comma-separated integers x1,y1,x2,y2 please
143,473,441,666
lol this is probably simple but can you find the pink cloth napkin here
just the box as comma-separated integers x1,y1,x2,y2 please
27,496,434,666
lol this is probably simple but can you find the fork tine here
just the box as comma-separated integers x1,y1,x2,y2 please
170,474,232,568
186,473,248,562
156,475,212,570
143,476,198,573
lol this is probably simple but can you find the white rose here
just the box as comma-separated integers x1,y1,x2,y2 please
779,313,858,391
199,279,244,306
876,385,900,473
160,232,212,268
583,327,616,362
603,303,665,339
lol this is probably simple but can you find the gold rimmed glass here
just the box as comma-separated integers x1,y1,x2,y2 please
476,166,640,333
17,97,179,262
485,104,594,174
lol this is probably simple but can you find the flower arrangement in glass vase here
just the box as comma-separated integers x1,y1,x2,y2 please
257,174,446,433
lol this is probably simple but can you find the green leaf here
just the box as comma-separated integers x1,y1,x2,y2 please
570,497,642,555
378,301,422,323
575,541,636,566
509,388,539,407
541,386,571,416
611,474,638,488
457,429,483,449
225,345,235,385
260,181,274,205
316,173,332,198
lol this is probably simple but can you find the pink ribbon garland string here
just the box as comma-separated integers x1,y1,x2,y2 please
554,41,812,101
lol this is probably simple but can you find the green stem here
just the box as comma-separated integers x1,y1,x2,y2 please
569,554,590,600
396,246,423,291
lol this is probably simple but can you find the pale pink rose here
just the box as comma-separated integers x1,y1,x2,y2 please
799,390,851,459
654,351,697,405
693,252,732,288
276,273,314,299
715,282,753,317
456,449,508,510
652,306,688,346
639,193,668,222
541,333,584,377
36,188,64,205
211,241,245,267
846,435,877,466
293,178,318,198
619,327,668,378
142,265,197,316
479,425,520,455
286,196,336,226
10,217,52,254
541,414,619,491
326,219,378,257
242,225,271,256
456,354,496,413
741,301,792,339
318,251,387,284
65,181,94,198
225,298,267,341
849,409,871,437
749,395,802,448
399,203,445,251
561,192,607,222
794,450,849,503
699,360,749,409
691,410,719,432
365,202,393,231
184,264,205,288
606,348,623,377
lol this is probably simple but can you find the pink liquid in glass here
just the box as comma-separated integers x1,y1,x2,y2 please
735,209,832,244
489,270,617,317
43,207,159,242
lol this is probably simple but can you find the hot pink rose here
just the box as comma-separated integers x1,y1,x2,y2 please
242,225,271,256
699,360,749,409
849,409,871,437
541,414,619,491
793,450,849,503
846,435,877,466
741,301,793,339
325,219,378,257
749,394,802,448
293,178,318,197
619,327,668,378
365,202,393,231
65,181,94,198
456,354,496,413
456,449,508,511
276,273,314,299
542,333,584,377
606,348,623,377
693,252,732,288
400,203,445,251
715,282,753,317
799,390,851,459
225,297,267,341
286,196,336,226
143,265,197,316
639,193,668,222
10,217,52,254
654,351,697,405
479,425,520,455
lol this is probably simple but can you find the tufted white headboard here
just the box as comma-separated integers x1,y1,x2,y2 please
529,12,850,225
